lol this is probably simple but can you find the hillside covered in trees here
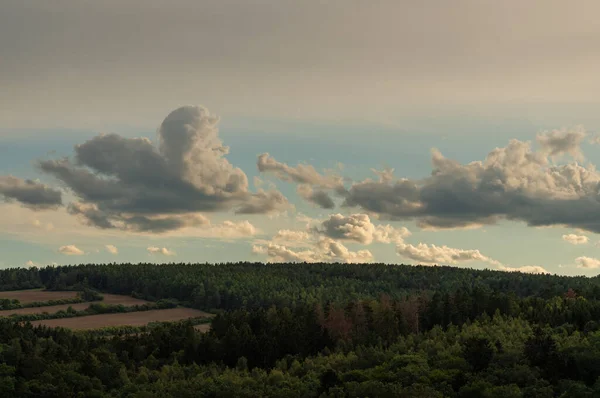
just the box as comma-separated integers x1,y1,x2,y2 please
1,262,600,397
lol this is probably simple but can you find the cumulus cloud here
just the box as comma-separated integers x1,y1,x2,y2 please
257,153,345,208
536,127,586,161
38,106,289,233
253,224,373,264
497,265,549,274
0,176,62,209
343,128,600,233
105,244,118,254
318,213,410,245
575,256,600,269
253,237,373,264
396,242,501,266
147,246,175,256
25,260,39,268
562,234,589,245
59,245,84,255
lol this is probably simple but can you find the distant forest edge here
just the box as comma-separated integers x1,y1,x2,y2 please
1,263,600,396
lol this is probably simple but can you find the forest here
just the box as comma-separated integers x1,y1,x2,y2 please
0,262,600,397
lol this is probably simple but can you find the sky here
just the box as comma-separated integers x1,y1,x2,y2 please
2,0,600,275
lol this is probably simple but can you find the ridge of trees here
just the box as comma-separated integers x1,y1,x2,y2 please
0,262,598,396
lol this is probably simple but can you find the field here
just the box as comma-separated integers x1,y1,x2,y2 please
0,293,150,316
29,308,212,330
0,289,212,331
194,323,211,333
0,289,78,303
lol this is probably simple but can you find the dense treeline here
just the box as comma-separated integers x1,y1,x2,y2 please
1,304,600,396
0,262,599,396
3,262,599,309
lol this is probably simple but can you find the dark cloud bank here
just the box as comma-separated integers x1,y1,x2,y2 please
0,176,62,209
2,107,598,237
36,106,289,232
258,128,600,233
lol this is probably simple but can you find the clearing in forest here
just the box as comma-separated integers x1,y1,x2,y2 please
194,324,211,333
29,308,212,330
0,289,78,303
0,293,151,316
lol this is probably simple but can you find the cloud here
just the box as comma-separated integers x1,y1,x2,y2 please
253,238,373,264
318,213,410,245
147,246,175,256
295,213,322,229
396,242,501,266
0,176,62,210
32,219,54,231
25,260,39,268
296,185,335,209
38,106,289,233
536,127,586,161
253,225,373,264
59,245,84,255
253,229,312,249
562,234,589,245
575,256,600,269
343,128,600,233
274,229,311,242
497,265,549,274
105,244,118,254
197,220,258,239
257,153,344,208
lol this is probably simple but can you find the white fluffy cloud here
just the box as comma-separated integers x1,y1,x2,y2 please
575,256,600,269
319,213,410,245
59,245,84,255
105,244,118,254
497,265,549,274
147,246,175,256
253,235,373,264
396,242,501,266
562,234,589,245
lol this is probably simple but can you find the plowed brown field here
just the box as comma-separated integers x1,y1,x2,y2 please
30,308,212,330
0,293,150,316
0,289,78,303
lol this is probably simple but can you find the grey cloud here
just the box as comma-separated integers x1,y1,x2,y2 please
343,130,600,233
296,185,335,209
257,153,343,188
235,189,290,214
40,106,289,232
257,153,345,208
5,2,600,129
0,176,62,209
